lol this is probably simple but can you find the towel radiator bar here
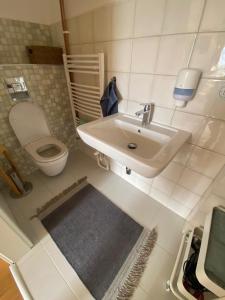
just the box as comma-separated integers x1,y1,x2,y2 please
63,53,104,130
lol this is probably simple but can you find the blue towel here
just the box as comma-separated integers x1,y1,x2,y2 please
100,77,118,117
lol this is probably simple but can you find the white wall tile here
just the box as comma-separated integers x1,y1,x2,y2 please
171,111,206,143
77,12,93,44
118,99,128,113
198,119,225,155
152,106,174,125
200,193,225,214
210,166,225,199
93,5,112,42
131,37,160,73
127,100,140,115
156,34,196,75
134,173,152,194
110,40,132,72
134,0,166,37
200,0,225,32
111,0,135,40
173,143,194,166
163,0,204,34
68,18,80,45
152,176,176,196
150,188,191,218
179,168,212,195
110,160,122,176
187,209,206,226
209,81,225,120
160,161,184,183
129,73,153,102
190,33,225,78
95,41,110,68
150,187,173,207
177,79,225,117
151,75,176,109
71,44,94,54
97,40,132,72
172,185,200,209
187,146,225,178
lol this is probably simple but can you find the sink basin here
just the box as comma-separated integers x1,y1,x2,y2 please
77,113,191,178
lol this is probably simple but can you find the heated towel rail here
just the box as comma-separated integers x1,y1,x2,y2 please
63,53,104,130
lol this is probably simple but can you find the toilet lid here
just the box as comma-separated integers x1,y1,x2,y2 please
9,102,51,146
25,136,68,163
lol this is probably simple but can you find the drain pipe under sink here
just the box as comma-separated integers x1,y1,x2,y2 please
94,151,110,171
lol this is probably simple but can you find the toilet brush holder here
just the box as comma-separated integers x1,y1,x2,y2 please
8,170,33,199
0,145,33,198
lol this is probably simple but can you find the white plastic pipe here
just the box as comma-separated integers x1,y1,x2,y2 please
9,263,33,300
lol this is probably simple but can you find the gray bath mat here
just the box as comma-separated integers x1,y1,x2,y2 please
42,183,157,300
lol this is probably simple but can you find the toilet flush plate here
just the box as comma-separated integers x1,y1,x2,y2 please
77,113,191,178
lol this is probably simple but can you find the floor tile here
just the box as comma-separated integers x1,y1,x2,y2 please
7,149,187,300
140,244,177,299
151,206,185,256
131,286,149,300
18,244,77,300
42,238,94,300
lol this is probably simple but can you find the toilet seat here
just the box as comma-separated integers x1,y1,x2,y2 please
25,136,68,163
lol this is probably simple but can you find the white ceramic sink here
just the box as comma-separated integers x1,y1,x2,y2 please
77,113,191,177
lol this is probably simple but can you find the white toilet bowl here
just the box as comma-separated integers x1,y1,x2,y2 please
9,102,69,176
25,136,69,176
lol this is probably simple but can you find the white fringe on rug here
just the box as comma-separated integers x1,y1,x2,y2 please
103,228,157,300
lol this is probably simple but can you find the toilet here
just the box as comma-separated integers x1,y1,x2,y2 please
9,102,69,176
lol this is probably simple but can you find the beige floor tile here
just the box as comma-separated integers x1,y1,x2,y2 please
131,286,149,300
140,244,177,299
8,149,187,300
150,206,185,256
18,244,77,300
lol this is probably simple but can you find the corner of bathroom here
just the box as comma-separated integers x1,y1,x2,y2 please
0,1,225,300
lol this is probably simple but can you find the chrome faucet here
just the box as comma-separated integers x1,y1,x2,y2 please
135,103,155,127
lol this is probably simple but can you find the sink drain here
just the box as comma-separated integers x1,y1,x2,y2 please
128,143,137,150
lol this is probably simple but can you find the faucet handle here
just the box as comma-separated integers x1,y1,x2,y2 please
140,102,154,111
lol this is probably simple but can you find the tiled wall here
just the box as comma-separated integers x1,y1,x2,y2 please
0,64,74,176
0,18,52,64
52,0,225,218
187,163,225,227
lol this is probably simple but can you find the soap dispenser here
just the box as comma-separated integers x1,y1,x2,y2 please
173,68,202,107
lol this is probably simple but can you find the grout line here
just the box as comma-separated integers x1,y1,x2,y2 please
126,0,138,105
41,243,81,300
150,186,191,217
68,29,225,47
169,108,176,126
160,0,169,36
187,0,207,67
98,68,225,81
186,164,225,222
149,0,169,77
187,33,197,67
197,0,208,33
